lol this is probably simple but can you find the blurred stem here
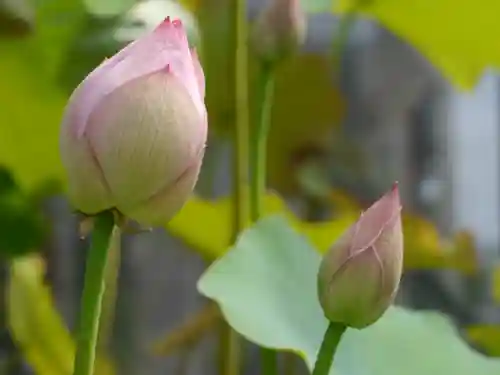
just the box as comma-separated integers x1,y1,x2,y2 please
221,0,251,371
249,62,277,375
73,211,115,375
330,9,358,86
311,323,347,375
283,352,297,375
152,303,221,356
250,63,275,221
232,0,250,234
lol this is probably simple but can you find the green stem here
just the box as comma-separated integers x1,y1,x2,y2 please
249,63,277,374
311,323,347,375
219,0,251,372
330,10,357,86
73,210,115,375
232,0,250,235
250,63,275,222
97,226,121,352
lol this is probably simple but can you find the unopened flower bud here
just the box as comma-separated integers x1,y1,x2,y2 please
251,0,307,64
317,183,404,328
59,17,207,227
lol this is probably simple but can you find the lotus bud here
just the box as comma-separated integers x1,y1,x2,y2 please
59,17,207,227
251,0,307,64
317,183,404,328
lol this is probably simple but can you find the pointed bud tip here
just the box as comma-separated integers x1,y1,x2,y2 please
157,17,183,30
389,181,401,208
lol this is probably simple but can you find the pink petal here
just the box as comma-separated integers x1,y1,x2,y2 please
66,17,204,137
190,48,205,99
350,182,402,253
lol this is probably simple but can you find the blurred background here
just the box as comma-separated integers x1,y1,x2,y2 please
1,0,500,374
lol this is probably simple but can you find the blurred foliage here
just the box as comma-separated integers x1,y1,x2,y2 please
152,303,221,356
0,0,34,36
0,167,46,259
494,265,500,303
83,0,136,17
252,54,346,195
467,326,500,357
59,0,200,94
0,0,482,275
0,0,198,190
183,0,500,88
198,216,500,375
335,0,500,89
168,189,479,273
7,255,115,375
0,0,84,190
0,0,499,372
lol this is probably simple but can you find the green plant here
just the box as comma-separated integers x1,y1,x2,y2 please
3,0,500,374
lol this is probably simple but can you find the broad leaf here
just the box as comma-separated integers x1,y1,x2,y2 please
198,216,500,375
0,0,86,190
334,0,500,89
167,192,477,272
167,192,354,259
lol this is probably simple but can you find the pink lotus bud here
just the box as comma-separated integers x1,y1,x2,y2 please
317,183,404,328
59,17,207,226
251,0,307,64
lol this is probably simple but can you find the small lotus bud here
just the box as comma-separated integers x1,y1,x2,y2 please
317,183,404,329
251,0,307,64
59,17,207,227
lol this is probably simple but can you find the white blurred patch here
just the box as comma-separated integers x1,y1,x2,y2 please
113,0,200,45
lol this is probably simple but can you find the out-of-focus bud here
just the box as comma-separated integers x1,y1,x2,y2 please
251,0,307,64
317,183,404,329
59,17,207,227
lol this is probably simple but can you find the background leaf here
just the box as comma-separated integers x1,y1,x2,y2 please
334,0,500,88
83,0,136,17
7,255,115,375
0,0,86,191
167,193,477,272
467,326,500,357
198,216,500,375
0,167,46,259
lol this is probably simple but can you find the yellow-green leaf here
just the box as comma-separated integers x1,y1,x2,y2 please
467,325,500,357
0,42,65,190
7,255,115,375
334,0,500,89
166,191,478,273
493,263,500,303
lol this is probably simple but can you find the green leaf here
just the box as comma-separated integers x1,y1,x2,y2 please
83,0,136,17
0,0,86,191
334,0,500,89
198,216,500,375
